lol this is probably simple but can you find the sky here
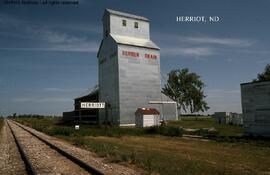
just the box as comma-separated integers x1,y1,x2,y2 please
0,0,269,116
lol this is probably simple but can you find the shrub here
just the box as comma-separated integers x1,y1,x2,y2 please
145,125,183,137
48,127,73,136
160,125,182,136
144,126,160,134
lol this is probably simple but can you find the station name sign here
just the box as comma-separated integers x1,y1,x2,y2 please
80,102,105,109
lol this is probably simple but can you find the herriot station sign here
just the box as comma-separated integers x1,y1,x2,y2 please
80,102,105,109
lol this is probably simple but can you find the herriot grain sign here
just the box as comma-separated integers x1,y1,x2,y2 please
80,102,105,109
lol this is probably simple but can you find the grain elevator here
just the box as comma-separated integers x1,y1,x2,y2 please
97,9,162,126
63,9,178,125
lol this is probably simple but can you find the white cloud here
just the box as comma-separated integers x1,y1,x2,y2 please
12,98,33,102
162,47,215,57
43,87,87,92
26,26,99,52
37,97,72,103
0,14,99,52
0,43,99,52
178,36,254,47
154,32,255,58
12,97,72,103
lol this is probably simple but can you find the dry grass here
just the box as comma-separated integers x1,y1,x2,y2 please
80,135,270,175
0,117,3,127
0,118,3,143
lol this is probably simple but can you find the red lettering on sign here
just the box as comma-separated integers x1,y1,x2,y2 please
122,51,139,57
144,54,157,59
121,51,157,60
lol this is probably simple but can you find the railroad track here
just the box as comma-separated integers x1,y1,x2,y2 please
6,120,105,175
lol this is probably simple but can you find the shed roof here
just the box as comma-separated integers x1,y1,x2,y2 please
74,88,98,101
135,108,160,115
105,9,149,21
111,34,160,50
240,80,270,86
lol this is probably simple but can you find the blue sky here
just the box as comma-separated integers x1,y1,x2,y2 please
0,0,269,116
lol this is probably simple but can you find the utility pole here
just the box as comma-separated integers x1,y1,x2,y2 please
79,101,81,126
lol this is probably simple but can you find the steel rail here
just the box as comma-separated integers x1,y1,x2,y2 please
6,120,37,175
9,120,105,175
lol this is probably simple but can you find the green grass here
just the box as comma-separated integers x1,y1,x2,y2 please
15,117,243,138
168,117,244,137
14,117,183,137
169,116,216,128
13,117,270,175
62,135,270,175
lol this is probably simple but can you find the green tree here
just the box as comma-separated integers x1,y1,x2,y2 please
254,64,270,82
162,68,209,113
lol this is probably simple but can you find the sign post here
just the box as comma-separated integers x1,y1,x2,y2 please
80,102,105,109
78,101,81,129
78,102,106,128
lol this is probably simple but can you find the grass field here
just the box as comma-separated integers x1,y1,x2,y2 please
14,117,270,175
169,117,244,137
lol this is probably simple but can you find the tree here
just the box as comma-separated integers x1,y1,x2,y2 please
162,68,209,113
253,64,270,82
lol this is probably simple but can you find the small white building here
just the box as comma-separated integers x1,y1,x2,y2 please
214,112,243,125
214,112,231,124
230,113,243,126
135,108,160,127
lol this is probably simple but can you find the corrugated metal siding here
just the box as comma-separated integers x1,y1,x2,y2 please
241,81,270,137
135,114,160,127
98,37,120,124
118,45,161,124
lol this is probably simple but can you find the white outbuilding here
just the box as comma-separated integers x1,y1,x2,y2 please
135,108,160,127
241,80,270,137
214,112,231,124
230,113,243,126
214,112,243,125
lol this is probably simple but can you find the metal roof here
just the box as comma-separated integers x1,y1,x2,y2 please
240,80,270,86
110,34,160,50
135,108,160,115
105,9,149,21
74,86,99,100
